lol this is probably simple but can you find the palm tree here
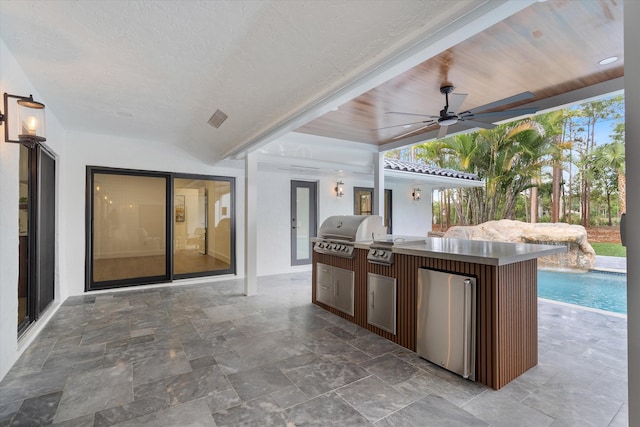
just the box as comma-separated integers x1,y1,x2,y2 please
593,141,626,215
526,111,563,223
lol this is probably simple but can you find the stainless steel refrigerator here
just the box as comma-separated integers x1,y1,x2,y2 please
417,268,476,381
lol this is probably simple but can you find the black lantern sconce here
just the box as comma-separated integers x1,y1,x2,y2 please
0,93,47,145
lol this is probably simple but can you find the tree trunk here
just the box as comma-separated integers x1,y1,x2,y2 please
607,191,612,226
530,185,538,223
568,154,573,224
585,180,591,226
446,190,451,229
618,173,626,214
440,191,445,231
551,165,562,222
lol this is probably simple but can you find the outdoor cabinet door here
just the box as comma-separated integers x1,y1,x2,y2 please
332,267,354,316
367,273,397,335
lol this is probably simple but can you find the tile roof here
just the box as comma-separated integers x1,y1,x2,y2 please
384,158,480,181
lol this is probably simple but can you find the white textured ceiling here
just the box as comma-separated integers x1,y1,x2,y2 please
0,0,489,163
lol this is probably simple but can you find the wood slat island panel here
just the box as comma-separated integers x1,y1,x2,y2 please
312,249,539,390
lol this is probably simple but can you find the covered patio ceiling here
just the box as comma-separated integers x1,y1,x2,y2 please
293,0,623,153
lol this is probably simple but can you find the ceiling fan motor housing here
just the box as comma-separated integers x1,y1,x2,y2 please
440,85,455,94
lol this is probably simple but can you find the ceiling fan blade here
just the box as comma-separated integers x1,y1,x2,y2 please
457,118,497,129
437,125,448,139
465,107,539,119
386,111,440,118
466,91,536,114
392,123,433,140
448,93,468,114
373,120,433,131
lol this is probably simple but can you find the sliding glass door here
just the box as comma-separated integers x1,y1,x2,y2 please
88,170,169,289
86,168,234,290
173,176,234,278
18,144,56,334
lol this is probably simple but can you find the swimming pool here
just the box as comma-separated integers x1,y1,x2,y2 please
537,270,627,314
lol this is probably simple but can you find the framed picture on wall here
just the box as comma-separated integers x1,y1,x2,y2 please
175,195,185,222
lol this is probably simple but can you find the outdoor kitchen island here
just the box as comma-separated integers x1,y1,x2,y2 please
312,236,567,390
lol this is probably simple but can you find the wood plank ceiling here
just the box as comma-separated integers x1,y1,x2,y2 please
295,0,624,147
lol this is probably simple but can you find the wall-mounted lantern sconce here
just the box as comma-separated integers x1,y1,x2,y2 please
335,180,344,197
0,93,47,145
412,187,421,201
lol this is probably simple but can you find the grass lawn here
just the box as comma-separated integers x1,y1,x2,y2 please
590,242,627,257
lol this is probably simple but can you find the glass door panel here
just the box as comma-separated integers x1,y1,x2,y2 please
354,187,392,233
90,173,168,285
384,189,392,233
18,144,31,331
354,187,373,215
173,177,233,277
296,187,310,260
17,144,56,334
291,180,317,265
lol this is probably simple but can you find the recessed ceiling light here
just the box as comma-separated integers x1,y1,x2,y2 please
403,124,412,128
599,56,618,65
331,107,339,111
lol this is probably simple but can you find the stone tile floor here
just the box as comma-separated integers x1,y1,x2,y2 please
0,272,628,426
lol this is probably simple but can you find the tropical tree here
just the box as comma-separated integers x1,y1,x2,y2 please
574,96,624,226
385,94,625,228
527,111,563,222
411,120,549,225
593,141,625,216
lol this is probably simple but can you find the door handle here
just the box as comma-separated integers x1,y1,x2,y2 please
371,291,375,309
463,279,471,378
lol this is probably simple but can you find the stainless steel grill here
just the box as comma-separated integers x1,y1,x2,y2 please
367,237,425,265
313,215,385,258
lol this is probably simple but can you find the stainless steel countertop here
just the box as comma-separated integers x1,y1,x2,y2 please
392,237,568,266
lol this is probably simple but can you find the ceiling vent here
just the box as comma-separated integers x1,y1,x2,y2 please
207,109,228,128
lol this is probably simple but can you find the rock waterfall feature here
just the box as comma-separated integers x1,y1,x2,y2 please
443,219,595,271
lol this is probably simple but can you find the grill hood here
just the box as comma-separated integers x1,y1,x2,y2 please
318,215,386,242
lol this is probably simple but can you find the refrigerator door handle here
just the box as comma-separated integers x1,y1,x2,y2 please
463,279,471,378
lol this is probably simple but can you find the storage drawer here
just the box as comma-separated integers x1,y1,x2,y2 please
316,263,333,285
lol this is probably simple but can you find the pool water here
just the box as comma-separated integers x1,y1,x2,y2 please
537,270,627,314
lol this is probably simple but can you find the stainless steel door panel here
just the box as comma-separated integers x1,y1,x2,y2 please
316,263,333,306
367,273,397,334
316,263,332,285
417,268,476,381
333,267,354,316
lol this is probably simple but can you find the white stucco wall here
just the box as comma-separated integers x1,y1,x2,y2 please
61,131,246,297
255,166,433,276
384,181,433,237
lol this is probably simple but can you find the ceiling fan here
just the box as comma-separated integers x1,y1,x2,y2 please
377,85,539,140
